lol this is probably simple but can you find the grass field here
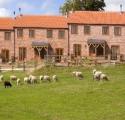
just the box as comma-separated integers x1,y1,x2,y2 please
0,65,125,120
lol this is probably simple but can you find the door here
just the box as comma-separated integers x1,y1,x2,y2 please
1,49,9,63
111,46,119,60
55,48,63,62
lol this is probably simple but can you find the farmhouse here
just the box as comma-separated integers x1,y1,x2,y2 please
0,11,125,63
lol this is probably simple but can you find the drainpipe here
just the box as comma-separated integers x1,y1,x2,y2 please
68,25,70,56
13,29,16,62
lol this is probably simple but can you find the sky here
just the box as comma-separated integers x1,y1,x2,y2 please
0,0,125,17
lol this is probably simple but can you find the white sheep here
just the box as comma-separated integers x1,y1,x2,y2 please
100,73,109,81
72,71,83,80
0,75,4,82
29,75,37,84
52,75,58,82
24,77,30,84
40,75,44,80
17,78,21,86
93,69,102,81
43,75,51,82
10,75,17,81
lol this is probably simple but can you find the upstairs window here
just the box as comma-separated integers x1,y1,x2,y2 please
71,24,78,34
102,26,109,35
58,30,65,39
5,32,11,40
17,29,23,38
29,29,35,38
114,27,121,36
84,25,91,35
47,29,53,38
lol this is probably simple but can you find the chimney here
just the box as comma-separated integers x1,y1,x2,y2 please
19,8,23,16
120,4,123,14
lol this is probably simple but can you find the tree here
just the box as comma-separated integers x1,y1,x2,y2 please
60,0,106,15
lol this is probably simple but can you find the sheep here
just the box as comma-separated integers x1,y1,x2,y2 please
17,78,21,86
52,75,58,82
93,69,102,81
40,75,44,80
100,73,109,81
4,81,12,88
93,69,109,81
75,72,84,80
29,75,37,84
24,77,31,84
43,75,51,82
0,75,4,82
10,75,17,81
72,71,84,80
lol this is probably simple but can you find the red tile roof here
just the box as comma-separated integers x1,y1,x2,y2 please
14,15,68,28
68,11,125,25
0,18,14,30
1,11,125,30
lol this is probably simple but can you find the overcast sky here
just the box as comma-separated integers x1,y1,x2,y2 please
0,0,125,17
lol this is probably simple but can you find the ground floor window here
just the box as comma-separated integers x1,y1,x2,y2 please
55,48,63,62
19,47,27,61
111,46,120,60
73,44,81,57
1,49,9,63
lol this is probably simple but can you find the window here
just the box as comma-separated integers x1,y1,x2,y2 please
5,32,11,40
47,29,53,38
84,25,91,35
114,27,121,36
17,29,23,38
73,44,81,57
58,30,65,39
29,29,35,38
102,26,109,35
19,47,27,61
71,24,78,34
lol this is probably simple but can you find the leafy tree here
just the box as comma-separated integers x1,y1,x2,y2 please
60,0,106,15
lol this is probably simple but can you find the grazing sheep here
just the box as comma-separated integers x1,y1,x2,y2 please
17,78,21,86
52,75,58,82
4,81,12,88
24,77,31,84
10,75,17,81
72,71,84,80
93,69,102,81
100,73,109,81
0,75,4,82
43,75,51,82
40,75,44,81
29,75,37,84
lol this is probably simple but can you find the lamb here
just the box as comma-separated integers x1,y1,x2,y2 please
0,75,4,82
4,81,12,88
43,75,51,82
29,75,37,84
72,71,84,80
40,75,44,81
17,78,21,86
24,77,31,84
100,73,109,81
10,75,17,81
52,75,58,82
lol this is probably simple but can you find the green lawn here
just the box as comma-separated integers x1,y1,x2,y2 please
0,65,125,120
